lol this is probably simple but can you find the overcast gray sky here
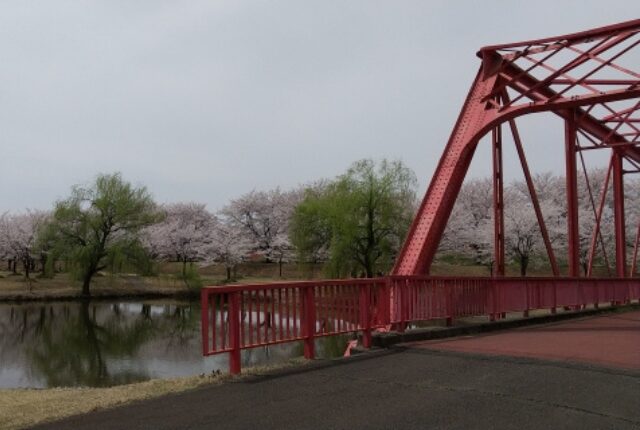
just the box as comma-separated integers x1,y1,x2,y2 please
1,1,638,212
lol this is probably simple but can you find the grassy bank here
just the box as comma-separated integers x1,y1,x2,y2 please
0,259,598,302
0,358,308,430
0,262,326,302
0,272,209,302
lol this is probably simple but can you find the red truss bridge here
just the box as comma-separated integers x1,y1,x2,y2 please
202,20,640,373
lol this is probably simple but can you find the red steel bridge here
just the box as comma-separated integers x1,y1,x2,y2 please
202,20,640,373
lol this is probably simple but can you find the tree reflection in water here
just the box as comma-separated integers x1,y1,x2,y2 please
0,300,349,388
0,300,200,388
26,301,155,387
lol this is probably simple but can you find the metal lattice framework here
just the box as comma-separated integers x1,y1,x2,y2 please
202,20,640,374
393,19,640,278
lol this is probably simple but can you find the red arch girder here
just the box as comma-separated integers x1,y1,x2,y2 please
394,19,640,276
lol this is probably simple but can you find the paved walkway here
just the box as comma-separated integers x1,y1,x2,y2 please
415,311,640,370
33,311,640,430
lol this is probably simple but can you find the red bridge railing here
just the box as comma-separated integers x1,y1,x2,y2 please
202,277,639,373
201,278,389,374
388,276,640,326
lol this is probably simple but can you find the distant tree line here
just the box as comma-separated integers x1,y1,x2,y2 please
440,170,640,276
1,162,638,296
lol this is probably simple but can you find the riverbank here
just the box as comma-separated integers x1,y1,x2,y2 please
0,273,205,302
0,358,308,430
0,272,297,302
0,261,328,303
0,260,579,303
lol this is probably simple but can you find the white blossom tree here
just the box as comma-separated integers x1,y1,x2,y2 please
439,178,494,270
143,203,216,277
504,190,563,276
211,220,252,280
221,188,303,266
0,210,49,281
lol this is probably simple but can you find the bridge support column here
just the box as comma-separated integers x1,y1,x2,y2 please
631,220,640,277
565,111,580,278
492,125,505,278
612,151,627,279
491,125,505,322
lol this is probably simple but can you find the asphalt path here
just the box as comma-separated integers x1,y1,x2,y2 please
32,313,640,430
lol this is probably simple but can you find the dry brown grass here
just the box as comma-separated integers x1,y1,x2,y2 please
0,358,308,430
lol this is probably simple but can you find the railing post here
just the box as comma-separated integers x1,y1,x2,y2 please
228,291,241,374
201,289,209,355
396,279,406,332
446,283,454,327
303,286,316,359
490,279,497,322
578,279,584,310
524,280,530,318
383,277,392,326
551,280,557,314
359,284,372,348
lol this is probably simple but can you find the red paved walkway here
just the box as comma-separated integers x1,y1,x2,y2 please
415,311,640,370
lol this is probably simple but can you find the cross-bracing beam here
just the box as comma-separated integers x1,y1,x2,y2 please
393,19,640,276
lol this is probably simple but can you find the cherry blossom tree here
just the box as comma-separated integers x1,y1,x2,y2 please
503,189,563,276
0,210,49,281
143,203,216,277
211,220,252,280
221,188,303,264
439,178,494,270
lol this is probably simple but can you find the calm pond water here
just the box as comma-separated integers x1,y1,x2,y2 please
0,300,352,389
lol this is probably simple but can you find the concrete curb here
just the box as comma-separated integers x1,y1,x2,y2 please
370,302,640,349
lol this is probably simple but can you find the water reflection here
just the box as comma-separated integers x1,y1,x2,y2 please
0,300,350,388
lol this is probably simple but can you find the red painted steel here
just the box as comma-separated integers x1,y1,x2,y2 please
581,149,613,277
201,20,640,374
394,19,640,275
392,69,498,276
612,151,627,277
387,276,640,325
587,157,613,277
565,111,580,277
492,124,505,277
202,276,640,373
507,114,560,276
201,279,388,374
631,220,640,277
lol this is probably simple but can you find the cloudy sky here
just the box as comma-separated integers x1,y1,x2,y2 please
1,1,638,212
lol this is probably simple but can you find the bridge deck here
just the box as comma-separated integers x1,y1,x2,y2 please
415,310,640,370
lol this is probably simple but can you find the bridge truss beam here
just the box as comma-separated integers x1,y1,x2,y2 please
394,19,640,277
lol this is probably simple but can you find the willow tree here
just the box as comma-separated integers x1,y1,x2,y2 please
45,173,161,297
291,159,417,278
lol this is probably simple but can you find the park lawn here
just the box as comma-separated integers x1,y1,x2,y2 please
0,359,308,430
